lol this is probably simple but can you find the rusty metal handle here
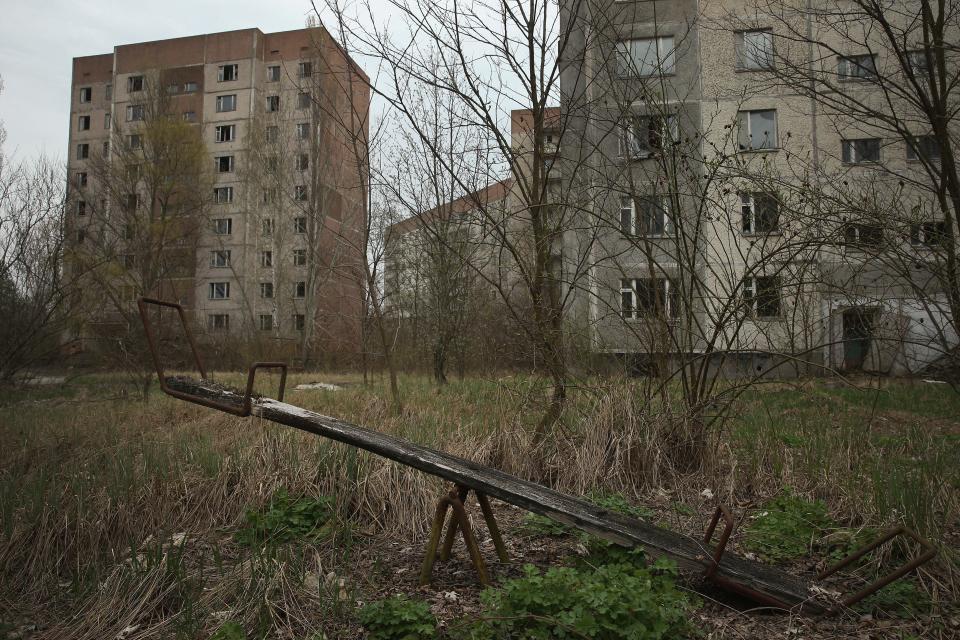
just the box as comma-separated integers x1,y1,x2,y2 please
138,297,287,417
703,505,734,579
817,526,937,611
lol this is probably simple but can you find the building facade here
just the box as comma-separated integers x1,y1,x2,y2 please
66,27,369,363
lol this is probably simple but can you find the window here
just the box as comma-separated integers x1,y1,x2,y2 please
294,281,306,298
127,164,141,181
293,249,307,266
127,134,142,149
76,229,85,244
260,250,273,267
166,83,180,95
294,217,307,233
298,62,312,78
183,81,198,93
78,115,91,131
104,113,112,129
267,65,281,82
293,313,306,330
79,87,92,102
208,282,230,299
266,95,280,112
842,138,881,164
182,111,197,122
266,157,279,172
76,172,88,188
260,282,274,298
125,193,140,212
215,125,235,143
741,192,780,234
615,37,675,77
263,188,277,204
907,136,940,162
838,54,877,81
296,122,310,140
911,221,948,247
216,155,234,172
743,276,780,318
619,115,678,159
105,84,112,100
125,105,145,122
907,50,930,76
843,223,883,247
296,154,309,170
620,195,673,236
736,30,774,70
102,140,110,155
208,314,230,331
123,221,135,240
213,187,234,204
210,250,231,267
76,144,89,160
213,218,233,234
737,110,777,151
216,94,237,112
295,185,308,201
218,64,239,82
298,92,311,109
127,75,144,92
259,314,274,331
262,218,275,235
266,126,279,143
77,200,87,215
620,277,679,319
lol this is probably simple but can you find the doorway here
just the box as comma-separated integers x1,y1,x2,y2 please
842,307,878,371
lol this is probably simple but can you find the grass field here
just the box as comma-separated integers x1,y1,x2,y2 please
0,371,957,639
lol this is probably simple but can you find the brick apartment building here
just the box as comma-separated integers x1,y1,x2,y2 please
66,27,369,363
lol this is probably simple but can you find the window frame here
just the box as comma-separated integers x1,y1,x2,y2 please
214,124,236,143
736,29,775,71
911,220,948,247
260,251,273,267
296,122,310,140
293,249,307,266
737,109,778,152
906,136,941,162
742,275,781,319
216,155,235,173
260,282,274,298
207,314,230,331
210,250,231,268
294,217,308,233
212,217,233,235
265,95,280,112
841,138,881,164
213,186,234,204
615,36,676,77
125,104,145,122
619,195,674,237
294,281,307,298
618,114,678,159
620,277,679,319
127,75,144,92
78,115,91,131
79,87,92,103
216,94,237,113
842,222,884,248
740,192,780,235
258,314,274,331
208,282,230,300
218,64,239,82
837,54,878,81
267,65,281,82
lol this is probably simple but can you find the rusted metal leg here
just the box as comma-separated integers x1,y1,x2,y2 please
439,486,470,561
477,492,509,563
419,496,451,586
447,491,490,585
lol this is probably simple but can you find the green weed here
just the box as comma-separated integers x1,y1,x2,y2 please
235,489,336,547
743,491,833,562
358,595,437,640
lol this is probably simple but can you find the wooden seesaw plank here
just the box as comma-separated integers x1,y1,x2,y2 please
167,376,824,612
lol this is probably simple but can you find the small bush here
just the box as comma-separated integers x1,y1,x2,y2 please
358,595,437,640
743,491,833,562
460,561,694,639
235,488,335,546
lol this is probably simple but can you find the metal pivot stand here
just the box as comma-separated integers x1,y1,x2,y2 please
419,485,509,586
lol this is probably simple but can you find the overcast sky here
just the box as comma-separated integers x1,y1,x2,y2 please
0,0,344,161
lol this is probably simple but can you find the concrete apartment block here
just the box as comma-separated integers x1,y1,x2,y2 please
66,27,370,363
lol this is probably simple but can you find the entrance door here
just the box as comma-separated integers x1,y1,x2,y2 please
842,308,877,371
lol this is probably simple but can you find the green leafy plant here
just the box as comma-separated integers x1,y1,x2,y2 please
587,491,653,520
855,579,931,617
743,491,833,562
235,489,335,546
210,621,246,640
460,561,694,639
520,513,572,536
358,595,437,640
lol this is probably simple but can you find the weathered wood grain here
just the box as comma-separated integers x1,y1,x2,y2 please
167,376,824,612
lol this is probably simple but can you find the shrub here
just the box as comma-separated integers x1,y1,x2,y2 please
743,491,833,562
358,595,437,640
235,488,335,546
461,561,694,639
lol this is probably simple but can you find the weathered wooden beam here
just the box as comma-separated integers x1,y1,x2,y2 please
167,376,824,612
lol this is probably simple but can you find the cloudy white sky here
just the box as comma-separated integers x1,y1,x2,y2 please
0,0,346,161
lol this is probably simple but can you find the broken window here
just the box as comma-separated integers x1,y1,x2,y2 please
127,134,142,149
262,218,275,235
296,153,309,170
218,64,239,82
615,37,675,77
76,172,88,188
215,125,235,142
743,275,780,318
294,185,308,201
127,75,144,92
296,122,310,140
907,50,930,76
266,95,280,112
842,138,881,164
183,81,198,93
838,54,877,81
620,195,673,236
736,30,774,70
619,115,678,159
737,109,777,151
741,192,779,234
77,200,87,215
207,314,230,330
294,281,306,298
620,277,679,319
125,104,145,122
76,143,89,160
260,251,273,267
294,217,307,233
293,313,306,330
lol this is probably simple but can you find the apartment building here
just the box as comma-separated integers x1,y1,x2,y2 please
555,0,957,375
66,27,369,361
